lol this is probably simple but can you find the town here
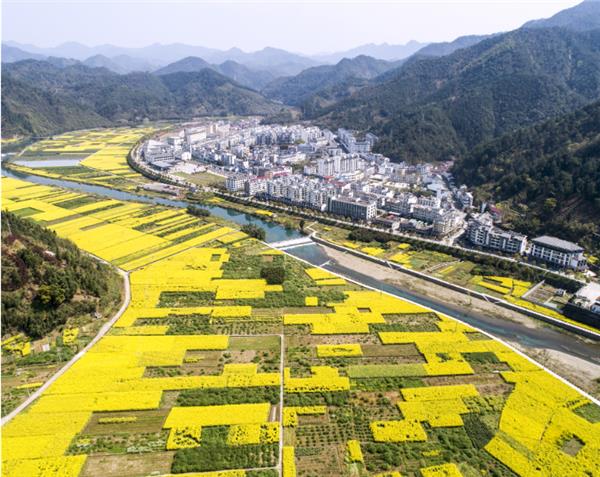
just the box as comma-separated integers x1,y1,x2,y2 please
141,118,589,273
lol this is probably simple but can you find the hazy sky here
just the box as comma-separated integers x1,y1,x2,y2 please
2,0,582,54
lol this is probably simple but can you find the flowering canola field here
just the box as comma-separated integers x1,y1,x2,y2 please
2,175,599,477
12,128,157,192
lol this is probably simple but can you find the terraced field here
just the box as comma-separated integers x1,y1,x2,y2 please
2,175,599,477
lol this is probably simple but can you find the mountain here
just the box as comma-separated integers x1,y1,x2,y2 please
314,27,600,162
262,55,399,106
414,34,494,57
2,45,157,74
154,56,211,75
82,54,156,73
82,54,129,74
216,60,274,91
453,100,600,253
155,56,275,90
523,0,600,32
229,47,318,77
1,74,111,137
1,211,122,339
3,42,319,77
313,41,428,63
1,45,45,63
1,60,286,137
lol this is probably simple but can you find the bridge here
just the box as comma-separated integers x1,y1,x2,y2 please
268,236,314,250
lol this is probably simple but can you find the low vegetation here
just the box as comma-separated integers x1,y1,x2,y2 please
1,212,122,338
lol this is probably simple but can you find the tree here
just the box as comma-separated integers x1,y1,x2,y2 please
241,224,266,241
187,205,211,217
260,266,285,285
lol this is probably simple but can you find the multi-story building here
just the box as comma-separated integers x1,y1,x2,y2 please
456,185,474,209
373,215,400,231
316,158,337,177
529,236,587,270
432,210,463,236
225,175,245,192
307,190,328,211
466,214,527,254
244,178,267,196
328,196,377,221
337,128,372,154
385,194,418,216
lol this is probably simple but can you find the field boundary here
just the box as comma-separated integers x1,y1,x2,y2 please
277,241,600,407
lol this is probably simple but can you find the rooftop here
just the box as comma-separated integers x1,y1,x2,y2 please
575,282,600,302
532,235,583,253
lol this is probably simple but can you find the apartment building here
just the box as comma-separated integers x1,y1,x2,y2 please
467,214,527,254
530,236,587,270
328,196,377,221
225,175,245,192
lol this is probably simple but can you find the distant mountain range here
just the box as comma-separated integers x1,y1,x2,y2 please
413,34,495,57
312,41,428,63
2,42,319,76
155,57,275,90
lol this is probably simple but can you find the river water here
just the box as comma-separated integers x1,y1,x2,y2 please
3,166,599,363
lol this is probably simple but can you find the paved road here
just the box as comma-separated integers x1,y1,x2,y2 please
1,269,131,426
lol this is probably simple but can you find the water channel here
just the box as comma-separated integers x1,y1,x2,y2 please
3,165,599,364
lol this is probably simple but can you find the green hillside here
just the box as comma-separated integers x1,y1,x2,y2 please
1,60,287,137
454,100,600,254
314,28,600,162
1,211,122,339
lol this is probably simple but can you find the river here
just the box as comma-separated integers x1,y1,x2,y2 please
3,166,599,363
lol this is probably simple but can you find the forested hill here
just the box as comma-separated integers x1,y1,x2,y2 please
453,100,600,253
313,27,600,162
262,55,399,106
1,60,287,137
1,212,122,339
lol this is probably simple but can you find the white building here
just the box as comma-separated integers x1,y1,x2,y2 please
432,210,463,236
328,196,377,221
530,236,586,270
244,179,267,196
226,175,245,192
467,214,527,254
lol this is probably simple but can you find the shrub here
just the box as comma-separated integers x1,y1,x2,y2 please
260,266,285,285
241,224,266,241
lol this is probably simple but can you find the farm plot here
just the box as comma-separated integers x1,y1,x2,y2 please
11,127,156,192
2,176,599,477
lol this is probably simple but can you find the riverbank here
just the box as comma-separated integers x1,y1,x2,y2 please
4,137,600,400
319,244,600,398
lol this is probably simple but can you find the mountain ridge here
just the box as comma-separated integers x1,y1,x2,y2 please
453,99,600,253
261,55,400,106
312,26,600,162
154,56,275,90
1,60,287,137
